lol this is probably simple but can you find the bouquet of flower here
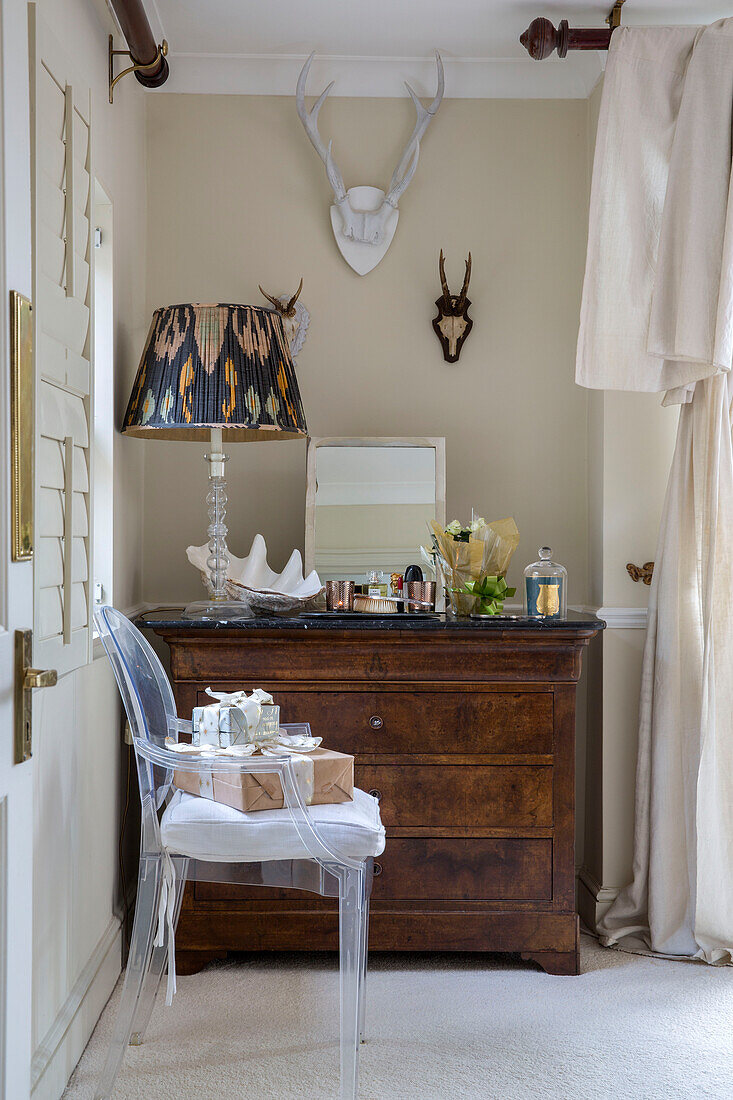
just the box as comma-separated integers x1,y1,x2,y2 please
429,515,520,616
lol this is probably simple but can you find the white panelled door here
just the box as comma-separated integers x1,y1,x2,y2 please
0,0,35,1095
30,8,93,679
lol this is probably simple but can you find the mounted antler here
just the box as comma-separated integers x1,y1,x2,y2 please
296,52,445,268
296,57,347,204
259,279,309,359
456,253,472,311
432,250,474,364
259,277,303,318
385,53,445,208
438,250,451,305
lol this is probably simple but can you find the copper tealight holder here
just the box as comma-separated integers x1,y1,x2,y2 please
405,581,436,611
326,580,355,612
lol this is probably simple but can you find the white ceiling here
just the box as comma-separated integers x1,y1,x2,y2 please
144,0,733,98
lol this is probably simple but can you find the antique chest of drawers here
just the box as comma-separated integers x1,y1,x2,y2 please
139,611,602,975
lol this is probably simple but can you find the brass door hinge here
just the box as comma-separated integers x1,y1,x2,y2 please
15,630,57,763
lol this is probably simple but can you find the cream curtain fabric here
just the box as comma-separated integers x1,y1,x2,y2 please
576,23,733,400
599,374,733,960
576,23,733,959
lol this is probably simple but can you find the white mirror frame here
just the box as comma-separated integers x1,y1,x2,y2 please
305,436,446,577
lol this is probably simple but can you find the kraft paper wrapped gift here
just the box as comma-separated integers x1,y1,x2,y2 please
173,746,354,813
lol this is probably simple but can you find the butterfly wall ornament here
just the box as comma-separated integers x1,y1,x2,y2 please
296,52,445,275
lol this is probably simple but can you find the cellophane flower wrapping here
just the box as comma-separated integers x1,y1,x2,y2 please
429,517,520,615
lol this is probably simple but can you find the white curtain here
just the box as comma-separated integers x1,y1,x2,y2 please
599,374,733,960
577,23,733,959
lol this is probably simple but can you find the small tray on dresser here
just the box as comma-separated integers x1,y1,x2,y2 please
300,610,439,620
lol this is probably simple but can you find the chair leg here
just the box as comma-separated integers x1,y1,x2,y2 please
128,856,188,1046
358,894,370,1044
94,855,163,1100
339,865,366,1100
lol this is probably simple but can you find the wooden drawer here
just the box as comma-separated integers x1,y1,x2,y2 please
373,838,552,900
199,688,553,755
356,765,552,828
194,838,552,903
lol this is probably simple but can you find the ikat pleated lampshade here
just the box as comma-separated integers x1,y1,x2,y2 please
122,303,307,441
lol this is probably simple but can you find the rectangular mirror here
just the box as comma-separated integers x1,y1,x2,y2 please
305,437,446,581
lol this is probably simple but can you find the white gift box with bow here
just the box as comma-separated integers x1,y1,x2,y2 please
192,687,279,749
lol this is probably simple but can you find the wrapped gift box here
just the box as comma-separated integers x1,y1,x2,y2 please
173,746,354,813
192,687,279,749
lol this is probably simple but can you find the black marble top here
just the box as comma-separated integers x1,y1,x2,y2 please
135,608,605,633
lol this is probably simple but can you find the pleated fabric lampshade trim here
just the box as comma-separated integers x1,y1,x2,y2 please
122,304,307,441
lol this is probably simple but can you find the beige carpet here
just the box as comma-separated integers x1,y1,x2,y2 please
65,936,733,1099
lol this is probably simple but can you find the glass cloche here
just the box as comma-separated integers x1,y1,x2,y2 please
524,547,567,619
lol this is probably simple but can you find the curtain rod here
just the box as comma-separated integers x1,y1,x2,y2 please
520,0,626,60
108,0,169,88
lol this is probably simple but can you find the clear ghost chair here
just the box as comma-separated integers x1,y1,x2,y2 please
94,606,385,1100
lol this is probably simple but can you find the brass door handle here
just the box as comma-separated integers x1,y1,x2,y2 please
15,629,58,763
24,668,58,689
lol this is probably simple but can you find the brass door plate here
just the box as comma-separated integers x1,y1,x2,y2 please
10,291,33,561
15,630,33,762
15,630,57,763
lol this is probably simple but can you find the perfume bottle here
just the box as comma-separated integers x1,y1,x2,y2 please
367,569,388,598
524,547,567,619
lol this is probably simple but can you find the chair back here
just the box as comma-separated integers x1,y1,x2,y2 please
95,606,177,818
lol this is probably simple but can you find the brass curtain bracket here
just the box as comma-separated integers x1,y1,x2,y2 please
627,562,655,585
607,0,627,31
109,34,168,104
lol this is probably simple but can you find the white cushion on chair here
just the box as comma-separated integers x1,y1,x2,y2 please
161,787,386,863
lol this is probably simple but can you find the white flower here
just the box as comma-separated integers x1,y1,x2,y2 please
469,517,486,533
446,520,463,536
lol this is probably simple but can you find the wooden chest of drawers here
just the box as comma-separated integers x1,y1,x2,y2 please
142,612,602,975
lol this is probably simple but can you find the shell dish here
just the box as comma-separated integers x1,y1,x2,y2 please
186,533,325,613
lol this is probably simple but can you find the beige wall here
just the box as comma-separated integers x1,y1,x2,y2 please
31,2,148,1097
140,86,679,933
142,94,591,605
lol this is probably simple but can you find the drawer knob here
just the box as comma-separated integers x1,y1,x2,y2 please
368,789,382,802
373,862,383,877
369,715,383,729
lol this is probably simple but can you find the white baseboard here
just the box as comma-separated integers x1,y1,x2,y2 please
577,605,648,630
31,916,122,1100
577,867,621,933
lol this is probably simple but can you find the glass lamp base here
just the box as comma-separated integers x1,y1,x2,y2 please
182,599,255,621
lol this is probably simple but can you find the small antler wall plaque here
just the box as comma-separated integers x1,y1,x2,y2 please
259,279,310,359
432,250,473,363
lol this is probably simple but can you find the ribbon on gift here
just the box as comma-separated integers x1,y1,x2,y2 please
159,729,323,1004
155,849,178,1005
165,731,324,805
193,687,275,747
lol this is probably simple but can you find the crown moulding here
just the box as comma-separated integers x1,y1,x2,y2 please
158,52,605,100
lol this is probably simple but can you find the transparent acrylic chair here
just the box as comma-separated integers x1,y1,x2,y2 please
94,606,385,1100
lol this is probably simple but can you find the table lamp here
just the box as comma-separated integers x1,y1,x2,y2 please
122,303,308,619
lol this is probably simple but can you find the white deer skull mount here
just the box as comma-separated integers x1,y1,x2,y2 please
296,53,445,276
